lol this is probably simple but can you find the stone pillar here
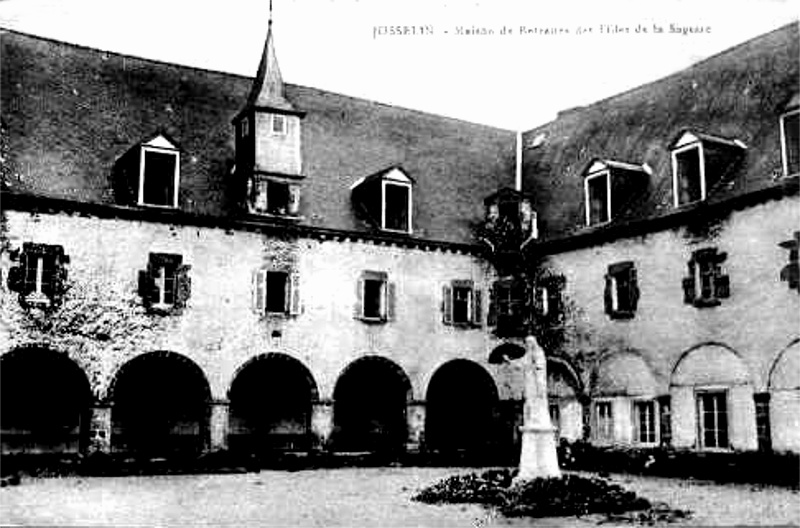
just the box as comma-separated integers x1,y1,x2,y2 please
516,335,561,481
209,401,230,452
311,401,334,452
406,401,426,453
671,385,696,448
88,405,112,454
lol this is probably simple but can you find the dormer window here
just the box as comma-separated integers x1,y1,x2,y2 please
670,131,746,207
271,114,287,135
351,167,414,234
780,108,799,177
582,159,650,227
138,135,180,208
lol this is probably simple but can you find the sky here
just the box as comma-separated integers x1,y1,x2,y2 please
0,0,796,130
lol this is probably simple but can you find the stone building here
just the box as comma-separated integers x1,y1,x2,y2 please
1,21,797,460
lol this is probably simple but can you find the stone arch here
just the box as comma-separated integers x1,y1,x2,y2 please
228,353,319,454
332,355,412,453
109,351,212,456
547,357,585,442
669,343,756,451
425,359,499,453
593,352,658,397
767,339,800,452
1,346,92,454
488,341,526,365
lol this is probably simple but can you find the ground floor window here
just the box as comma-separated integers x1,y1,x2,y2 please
594,401,613,442
633,400,657,444
657,395,671,446
697,391,729,449
754,393,771,452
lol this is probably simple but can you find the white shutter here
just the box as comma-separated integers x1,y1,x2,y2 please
288,185,301,216
289,271,301,315
252,269,267,315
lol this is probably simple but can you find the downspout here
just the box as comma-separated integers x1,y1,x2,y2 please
515,130,523,192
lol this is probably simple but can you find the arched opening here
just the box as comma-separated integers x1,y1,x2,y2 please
109,351,211,456
548,359,583,442
425,359,498,453
768,341,800,452
333,356,411,453
0,347,92,454
228,353,318,454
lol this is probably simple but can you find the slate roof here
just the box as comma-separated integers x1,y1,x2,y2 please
521,22,799,243
0,30,515,246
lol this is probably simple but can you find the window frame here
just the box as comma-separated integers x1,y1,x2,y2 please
9,243,70,309
780,108,799,177
356,271,394,323
138,145,180,209
271,114,288,136
584,169,612,226
249,176,301,217
682,248,730,308
605,261,639,319
443,280,482,327
672,142,706,207
594,400,614,443
252,267,301,317
696,389,730,450
381,180,413,234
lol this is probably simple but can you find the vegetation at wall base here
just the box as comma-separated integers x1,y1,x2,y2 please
412,468,689,522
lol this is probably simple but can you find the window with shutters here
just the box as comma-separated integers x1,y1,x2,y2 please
605,261,640,319
696,390,729,449
633,400,658,445
779,232,799,293
594,400,614,443
780,108,799,177
252,267,301,317
249,177,301,217
138,253,191,314
355,271,394,323
442,280,482,327
682,248,730,308
6,242,70,309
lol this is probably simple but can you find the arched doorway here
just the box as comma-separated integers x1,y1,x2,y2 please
425,359,498,454
1,347,92,454
228,353,318,454
333,356,411,453
109,351,211,456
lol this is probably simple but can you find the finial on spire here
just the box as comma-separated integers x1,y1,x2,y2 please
269,0,273,26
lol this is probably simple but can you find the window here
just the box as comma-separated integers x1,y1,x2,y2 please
780,109,799,176
442,280,482,327
682,248,730,307
534,275,565,323
633,400,657,444
483,188,538,244
249,177,301,216
670,131,746,207
241,117,250,138
252,268,300,316
138,253,191,313
779,231,799,293
697,391,729,449
355,271,395,322
533,285,549,317
6,243,69,308
585,171,610,226
549,401,561,436
605,261,640,319
271,114,287,135
754,393,771,452
383,181,411,233
488,278,527,336
137,135,180,208
594,401,614,442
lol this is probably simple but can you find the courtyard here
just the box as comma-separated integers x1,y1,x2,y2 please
1,467,797,527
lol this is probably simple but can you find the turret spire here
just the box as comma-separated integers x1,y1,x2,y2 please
246,1,295,111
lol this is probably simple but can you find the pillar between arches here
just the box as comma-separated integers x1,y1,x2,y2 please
406,401,426,452
209,401,230,452
311,401,334,451
88,405,112,454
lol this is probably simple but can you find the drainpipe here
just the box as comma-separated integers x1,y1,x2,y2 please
515,130,523,192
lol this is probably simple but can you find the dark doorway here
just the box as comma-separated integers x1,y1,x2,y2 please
110,351,210,456
425,359,499,453
333,356,411,453
228,354,318,454
1,347,92,454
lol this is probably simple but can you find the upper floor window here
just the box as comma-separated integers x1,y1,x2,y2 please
6,242,70,309
780,108,799,177
138,253,191,313
355,270,395,323
442,280,482,327
138,135,180,208
351,167,414,234
582,159,650,227
682,247,730,308
488,277,527,336
252,268,301,316
240,116,250,138
271,114,288,135
249,177,301,217
534,275,565,323
483,188,538,244
670,131,746,207
779,231,799,292
604,261,640,319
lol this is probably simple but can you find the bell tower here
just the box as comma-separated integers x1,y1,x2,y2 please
234,8,305,217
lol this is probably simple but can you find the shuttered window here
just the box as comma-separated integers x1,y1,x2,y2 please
604,261,640,319
6,243,70,309
442,280,483,327
138,253,191,313
682,248,730,307
252,268,301,317
355,271,395,323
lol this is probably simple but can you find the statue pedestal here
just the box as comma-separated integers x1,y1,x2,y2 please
516,424,561,482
